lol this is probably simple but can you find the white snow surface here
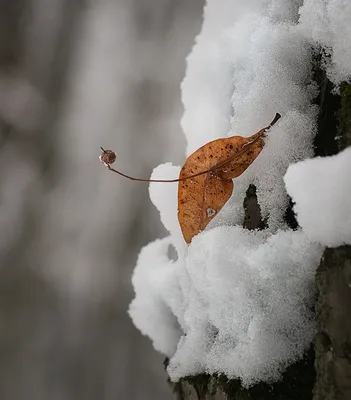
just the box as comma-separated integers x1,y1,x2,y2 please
130,0,351,387
130,225,323,386
299,0,351,84
285,147,351,247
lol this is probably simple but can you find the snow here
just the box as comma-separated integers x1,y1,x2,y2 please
181,0,318,229
285,147,351,247
148,163,186,258
130,227,323,386
299,0,351,84
129,0,351,388
129,237,183,356
169,228,322,385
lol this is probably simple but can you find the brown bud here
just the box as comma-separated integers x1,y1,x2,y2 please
99,149,116,166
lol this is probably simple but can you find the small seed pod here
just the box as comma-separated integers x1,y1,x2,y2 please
99,149,116,166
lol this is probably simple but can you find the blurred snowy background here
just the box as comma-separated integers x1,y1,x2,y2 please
0,0,203,399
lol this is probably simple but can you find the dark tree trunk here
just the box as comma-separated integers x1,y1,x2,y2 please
170,53,351,400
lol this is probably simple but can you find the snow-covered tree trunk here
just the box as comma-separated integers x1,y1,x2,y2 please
129,2,351,399
170,67,351,400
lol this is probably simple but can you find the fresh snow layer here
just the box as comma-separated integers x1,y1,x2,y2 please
130,0,351,387
130,227,323,386
285,147,351,247
299,0,351,84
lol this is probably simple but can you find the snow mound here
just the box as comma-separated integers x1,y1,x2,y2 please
285,147,351,247
129,237,182,356
130,226,323,386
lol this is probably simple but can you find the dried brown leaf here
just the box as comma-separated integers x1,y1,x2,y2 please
101,113,280,245
178,123,274,244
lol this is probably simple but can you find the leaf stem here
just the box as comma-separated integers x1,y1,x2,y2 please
104,113,281,183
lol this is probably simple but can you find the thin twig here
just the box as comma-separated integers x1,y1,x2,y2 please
104,113,281,183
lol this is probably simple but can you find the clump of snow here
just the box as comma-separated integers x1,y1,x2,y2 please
285,147,351,247
130,226,323,386
299,0,351,84
130,0,351,388
129,237,183,356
